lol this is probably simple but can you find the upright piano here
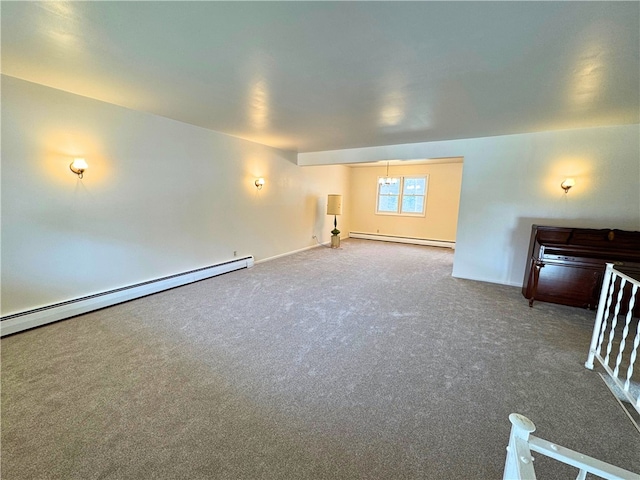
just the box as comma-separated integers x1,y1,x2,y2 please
522,225,640,309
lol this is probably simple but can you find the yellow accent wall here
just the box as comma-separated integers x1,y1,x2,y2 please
347,161,463,242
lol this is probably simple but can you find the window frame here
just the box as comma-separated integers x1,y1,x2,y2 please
375,175,428,217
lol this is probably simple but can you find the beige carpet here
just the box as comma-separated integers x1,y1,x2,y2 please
2,239,639,479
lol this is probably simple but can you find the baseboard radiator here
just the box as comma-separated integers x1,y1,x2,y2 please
0,256,254,337
349,232,455,249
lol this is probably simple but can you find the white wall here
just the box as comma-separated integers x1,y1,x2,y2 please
1,76,349,315
299,125,640,286
4,75,637,316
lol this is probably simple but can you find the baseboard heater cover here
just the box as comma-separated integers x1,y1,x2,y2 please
1,256,254,337
349,232,455,249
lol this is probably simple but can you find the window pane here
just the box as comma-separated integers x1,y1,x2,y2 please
404,177,426,193
379,181,400,195
401,195,424,214
376,175,427,215
378,195,399,212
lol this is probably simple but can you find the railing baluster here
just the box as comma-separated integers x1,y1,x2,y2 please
624,284,639,393
603,278,626,367
587,265,640,416
586,264,615,370
624,326,639,394
613,284,636,378
596,273,617,359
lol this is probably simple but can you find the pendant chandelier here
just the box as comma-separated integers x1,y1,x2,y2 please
378,161,398,185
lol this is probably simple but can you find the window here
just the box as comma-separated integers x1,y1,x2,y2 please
376,175,428,216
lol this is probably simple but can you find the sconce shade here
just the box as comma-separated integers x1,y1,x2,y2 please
561,178,575,193
327,194,342,215
255,177,265,190
70,158,88,179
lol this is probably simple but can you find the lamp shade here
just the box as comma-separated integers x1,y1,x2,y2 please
327,194,342,215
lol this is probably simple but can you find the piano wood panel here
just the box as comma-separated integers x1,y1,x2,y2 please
522,225,640,310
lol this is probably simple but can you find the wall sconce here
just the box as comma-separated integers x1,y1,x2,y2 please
255,177,265,190
70,158,88,179
561,178,575,193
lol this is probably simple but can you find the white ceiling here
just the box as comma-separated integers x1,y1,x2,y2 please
2,1,638,153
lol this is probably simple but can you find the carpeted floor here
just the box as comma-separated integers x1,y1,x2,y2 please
2,239,639,479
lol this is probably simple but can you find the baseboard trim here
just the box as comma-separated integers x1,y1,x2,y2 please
0,256,254,337
255,239,340,265
349,232,455,249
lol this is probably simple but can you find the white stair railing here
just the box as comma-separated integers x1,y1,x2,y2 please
503,413,639,480
585,263,640,415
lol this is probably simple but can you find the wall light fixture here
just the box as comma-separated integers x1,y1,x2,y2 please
561,178,575,193
70,158,88,179
255,177,265,190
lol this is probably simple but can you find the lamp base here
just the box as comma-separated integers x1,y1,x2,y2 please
331,234,340,249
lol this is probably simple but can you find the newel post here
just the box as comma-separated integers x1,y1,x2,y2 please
503,413,537,480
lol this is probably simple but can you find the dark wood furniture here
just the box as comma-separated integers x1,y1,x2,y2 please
522,225,640,309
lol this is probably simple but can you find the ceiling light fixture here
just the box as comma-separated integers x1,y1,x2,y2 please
378,161,398,185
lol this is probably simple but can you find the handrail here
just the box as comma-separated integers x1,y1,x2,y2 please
503,414,640,480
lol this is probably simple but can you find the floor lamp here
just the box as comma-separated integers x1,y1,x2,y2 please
327,194,342,248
